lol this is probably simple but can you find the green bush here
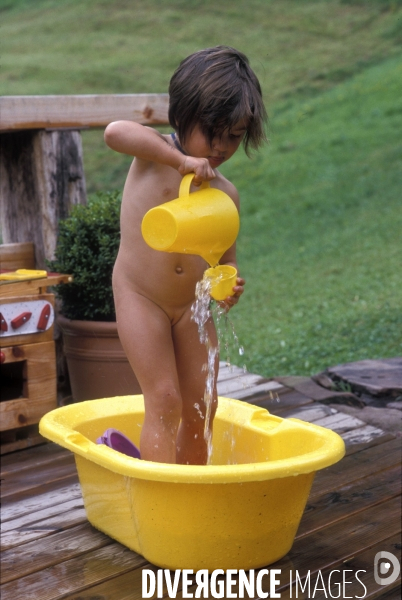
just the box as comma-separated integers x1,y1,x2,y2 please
50,191,121,321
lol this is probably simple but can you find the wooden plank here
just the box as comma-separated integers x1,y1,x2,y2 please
275,404,336,422
1,482,82,522
217,373,265,395
229,379,284,400
1,398,43,432
218,362,250,374
270,496,401,587
310,437,401,498
1,494,84,534
313,411,366,433
345,430,395,455
0,325,52,346
62,566,200,600
0,428,46,455
342,424,393,448
217,365,247,382
0,273,71,299
1,452,77,499
277,533,401,600
0,442,67,476
0,544,148,600
275,407,394,454
254,388,314,412
298,465,401,537
376,585,402,600
1,344,46,365
1,505,88,550
60,568,148,600
0,243,35,270
275,374,362,405
300,534,400,599
0,94,169,131
0,522,111,584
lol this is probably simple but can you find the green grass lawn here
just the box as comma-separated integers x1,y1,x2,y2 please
2,0,401,376
221,55,402,376
3,0,401,100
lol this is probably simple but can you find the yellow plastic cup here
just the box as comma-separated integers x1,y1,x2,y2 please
141,173,240,266
204,265,238,301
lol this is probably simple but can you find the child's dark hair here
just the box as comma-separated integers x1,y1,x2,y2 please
168,46,267,156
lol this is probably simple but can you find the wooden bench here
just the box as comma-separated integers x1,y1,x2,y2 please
1,366,400,599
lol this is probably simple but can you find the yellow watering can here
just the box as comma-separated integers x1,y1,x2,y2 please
141,173,240,300
141,173,239,268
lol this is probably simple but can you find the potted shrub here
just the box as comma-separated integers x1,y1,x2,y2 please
50,191,141,401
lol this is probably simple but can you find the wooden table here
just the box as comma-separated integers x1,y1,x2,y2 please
1,366,400,599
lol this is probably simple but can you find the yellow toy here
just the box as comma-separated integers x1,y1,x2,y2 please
0,269,47,281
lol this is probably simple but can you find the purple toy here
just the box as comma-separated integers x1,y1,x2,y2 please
96,428,141,459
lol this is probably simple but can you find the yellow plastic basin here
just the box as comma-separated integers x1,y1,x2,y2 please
39,396,345,571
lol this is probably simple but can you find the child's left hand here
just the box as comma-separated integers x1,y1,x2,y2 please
218,277,246,311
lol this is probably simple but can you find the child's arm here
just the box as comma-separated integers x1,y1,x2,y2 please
104,121,215,185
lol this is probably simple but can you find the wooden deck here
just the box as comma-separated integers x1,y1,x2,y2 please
1,365,401,599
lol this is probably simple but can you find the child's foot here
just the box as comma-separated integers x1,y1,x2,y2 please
96,428,141,459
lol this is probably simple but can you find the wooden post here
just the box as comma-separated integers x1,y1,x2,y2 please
0,94,169,269
0,129,87,268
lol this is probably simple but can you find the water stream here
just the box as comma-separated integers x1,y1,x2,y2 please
191,273,215,462
191,270,246,464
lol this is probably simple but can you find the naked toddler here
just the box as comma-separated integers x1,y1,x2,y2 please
104,46,267,465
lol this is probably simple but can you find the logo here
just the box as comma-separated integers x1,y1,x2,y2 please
374,551,401,586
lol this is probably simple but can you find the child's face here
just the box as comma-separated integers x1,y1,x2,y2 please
183,119,248,169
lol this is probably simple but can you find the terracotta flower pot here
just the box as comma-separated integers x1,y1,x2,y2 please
58,314,141,402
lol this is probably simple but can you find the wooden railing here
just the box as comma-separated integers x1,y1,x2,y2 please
0,94,169,132
0,95,169,267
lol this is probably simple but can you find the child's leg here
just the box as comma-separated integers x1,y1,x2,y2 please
114,289,183,464
173,306,219,465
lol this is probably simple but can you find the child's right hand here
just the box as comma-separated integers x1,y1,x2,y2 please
178,156,216,186
218,276,246,311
